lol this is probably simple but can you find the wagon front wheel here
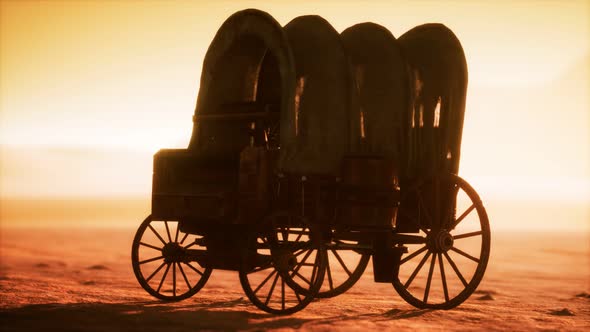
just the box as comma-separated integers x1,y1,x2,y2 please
131,215,212,301
393,174,490,309
239,223,326,315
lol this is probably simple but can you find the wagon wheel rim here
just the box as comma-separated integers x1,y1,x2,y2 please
132,215,212,301
239,223,326,315
393,174,490,309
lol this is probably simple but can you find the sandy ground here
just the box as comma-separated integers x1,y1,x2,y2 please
0,227,588,331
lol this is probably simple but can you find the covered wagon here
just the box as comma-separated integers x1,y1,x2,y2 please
131,8,490,315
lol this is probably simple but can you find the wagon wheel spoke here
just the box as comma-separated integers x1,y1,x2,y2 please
294,248,308,257
172,262,177,297
140,256,164,265
177,262,192,290
250,263,273,274
443,251,468,287
281,277,286,311
148,224,167,245
164,221,172,243
156,263,171,293
450,203,476,230
294,227,307,243
184,242,197,249
146,262,167,283
423,252,436,303
325,259,334,291
311,260,319,287
294,288,303,303
400,245,427,265
264,272,280,306
293,271,311,286
289,249,313,278
253,269,277,295
184,262,204,276
174,224,180,243
453,231,483,240
331,249,352,277
438,253,449,302
450,247,480,263
298,262,316,267
404,250,431,288
179,233,189,245
140,242,162,251
279,226,289,243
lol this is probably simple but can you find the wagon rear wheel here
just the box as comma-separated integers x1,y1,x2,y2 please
132,215,212,301
393,174,490,309
239,221,326,315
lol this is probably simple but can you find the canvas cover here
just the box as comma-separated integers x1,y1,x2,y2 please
398,23,468,176
187,11,467,177
341,22,409,167
280,15,358,175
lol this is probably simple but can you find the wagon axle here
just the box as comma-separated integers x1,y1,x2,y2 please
272,249,298,273
427,230,454,253
161,242,188,264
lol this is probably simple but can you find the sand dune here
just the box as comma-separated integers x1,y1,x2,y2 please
0,227,588,331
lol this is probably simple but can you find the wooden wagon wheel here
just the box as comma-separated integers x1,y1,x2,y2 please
265,222,370,298
315,234,370,298
393,174,490,309
239,216,326,315
132,215,212,301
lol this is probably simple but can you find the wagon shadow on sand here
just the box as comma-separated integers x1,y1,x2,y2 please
0,300,431,331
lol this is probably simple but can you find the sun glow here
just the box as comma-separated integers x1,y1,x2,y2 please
0,1,588,229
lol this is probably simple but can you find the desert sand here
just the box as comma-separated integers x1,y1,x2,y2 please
0,226,588,331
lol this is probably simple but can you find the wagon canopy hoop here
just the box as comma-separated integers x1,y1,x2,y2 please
188,9,295,159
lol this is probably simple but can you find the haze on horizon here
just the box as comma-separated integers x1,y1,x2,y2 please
0,0,588,230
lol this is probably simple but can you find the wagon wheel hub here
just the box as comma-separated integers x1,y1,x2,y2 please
273,249,297,273
428,230,454,253
162,242,186,263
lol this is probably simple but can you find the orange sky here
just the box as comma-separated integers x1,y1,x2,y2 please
0,0,589,228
